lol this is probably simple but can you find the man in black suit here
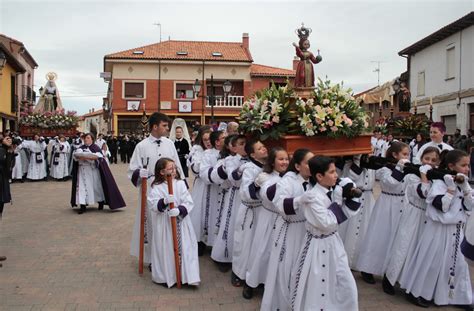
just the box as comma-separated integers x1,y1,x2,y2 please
173,126,190,177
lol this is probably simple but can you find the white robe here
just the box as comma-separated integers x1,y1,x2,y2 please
198,148,222,247
188,145,205,242
245,171,281,288
73,147,105,205
50,142,70,179
290,183,359,311
232,160,263,280
12,144,23,180
261,172,308,311
211,154,246,263
413,141,453,164
147,180,200,287
386,174,430,286
401,180,473,306
338,161,376,269
128,136,184,264
23,140,47,180
355,166,408,276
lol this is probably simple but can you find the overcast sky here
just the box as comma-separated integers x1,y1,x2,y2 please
0,0,471,115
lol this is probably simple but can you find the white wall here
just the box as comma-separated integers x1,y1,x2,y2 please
409,25,474,133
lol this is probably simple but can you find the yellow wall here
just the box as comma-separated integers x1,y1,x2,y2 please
0,63,16,117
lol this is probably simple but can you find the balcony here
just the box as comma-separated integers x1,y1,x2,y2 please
21,85,36,103
206,95,244,108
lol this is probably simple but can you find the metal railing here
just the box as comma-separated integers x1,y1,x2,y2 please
22,85,36,103
206,95,244,108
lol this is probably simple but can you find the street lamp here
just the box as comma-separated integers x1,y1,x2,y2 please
193,76,232,125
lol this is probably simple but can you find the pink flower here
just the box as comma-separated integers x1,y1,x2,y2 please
306,122,314,129
272,116,280,123
327,120,334,127
263,120,273,129
319,127,327,132
330,126,338,132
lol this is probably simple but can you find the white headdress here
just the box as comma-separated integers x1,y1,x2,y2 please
169,118,191,144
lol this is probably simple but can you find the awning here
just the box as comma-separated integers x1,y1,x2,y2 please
359,79,397,104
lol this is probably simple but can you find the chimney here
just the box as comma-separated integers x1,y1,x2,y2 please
92,108,95,112
293,56,299,71
242,33,249,50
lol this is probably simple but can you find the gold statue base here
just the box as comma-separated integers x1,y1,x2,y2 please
293,87,316,100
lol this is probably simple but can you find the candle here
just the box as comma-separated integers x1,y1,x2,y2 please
379,97,382,109
143,102,146,111
414,98,417,107
390,95,393,107
430,97,433,107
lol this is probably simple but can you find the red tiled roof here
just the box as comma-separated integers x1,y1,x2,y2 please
105,40,253,62
250,63,295,77
82,109,103,118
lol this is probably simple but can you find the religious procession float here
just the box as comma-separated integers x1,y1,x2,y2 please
238,24,372,156
19,72,79,138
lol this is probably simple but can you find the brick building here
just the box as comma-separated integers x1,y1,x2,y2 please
102,33,295,135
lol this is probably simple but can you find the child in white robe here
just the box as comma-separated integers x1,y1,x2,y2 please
386,147,439,304
198,130,225,248
210,135,247,271
188,126,212,255
147,157,200,288
356,141,410,294
402,150,473,309
232,139,267,299
338,154,376,269
261,148,314,310
290,156,361,311
245,147,289,292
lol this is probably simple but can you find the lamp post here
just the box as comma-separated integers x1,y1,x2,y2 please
193,76,232,125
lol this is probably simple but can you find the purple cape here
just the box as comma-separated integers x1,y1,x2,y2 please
70,144,126,210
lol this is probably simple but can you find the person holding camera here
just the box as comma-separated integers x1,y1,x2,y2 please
23,134,47,181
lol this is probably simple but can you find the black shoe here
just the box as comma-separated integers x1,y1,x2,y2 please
216,262,231,273
382,274,395,295
0,256,6,261
148,263,152,272
78,205,86,214
406,293,429,308
197,242,205,257
242,283,254,299
231,272,243,287
98,202,104,210
456,305,474,311
361,272,376,284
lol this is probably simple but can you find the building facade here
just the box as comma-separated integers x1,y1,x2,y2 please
0,34,38,131
102,33,295,135
399,12,474,134
78,108,108,135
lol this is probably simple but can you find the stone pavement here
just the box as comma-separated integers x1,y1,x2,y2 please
0,163,470,311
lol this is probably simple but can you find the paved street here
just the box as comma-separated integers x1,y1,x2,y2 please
0,163,471,311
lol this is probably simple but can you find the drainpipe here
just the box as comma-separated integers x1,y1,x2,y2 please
202,61,205,125
158,60,161,112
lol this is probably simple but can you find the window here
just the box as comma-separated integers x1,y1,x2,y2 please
442,115,457,135
417,71,425,96
212,52,222,57
175,83,195,99
124,82,144,98
446,46,455,80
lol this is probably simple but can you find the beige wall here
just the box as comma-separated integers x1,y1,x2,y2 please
111,61,252,81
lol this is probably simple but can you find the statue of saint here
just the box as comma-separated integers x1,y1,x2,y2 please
293,24,322,88
34,72,63,113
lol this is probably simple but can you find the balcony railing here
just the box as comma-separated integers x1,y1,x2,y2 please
22,85,36,103
206,95,244,108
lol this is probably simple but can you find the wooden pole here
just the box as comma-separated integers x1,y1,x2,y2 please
139,158,149,275
167,174,182,288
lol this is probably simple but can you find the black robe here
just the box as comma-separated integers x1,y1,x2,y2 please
0,145,14,203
